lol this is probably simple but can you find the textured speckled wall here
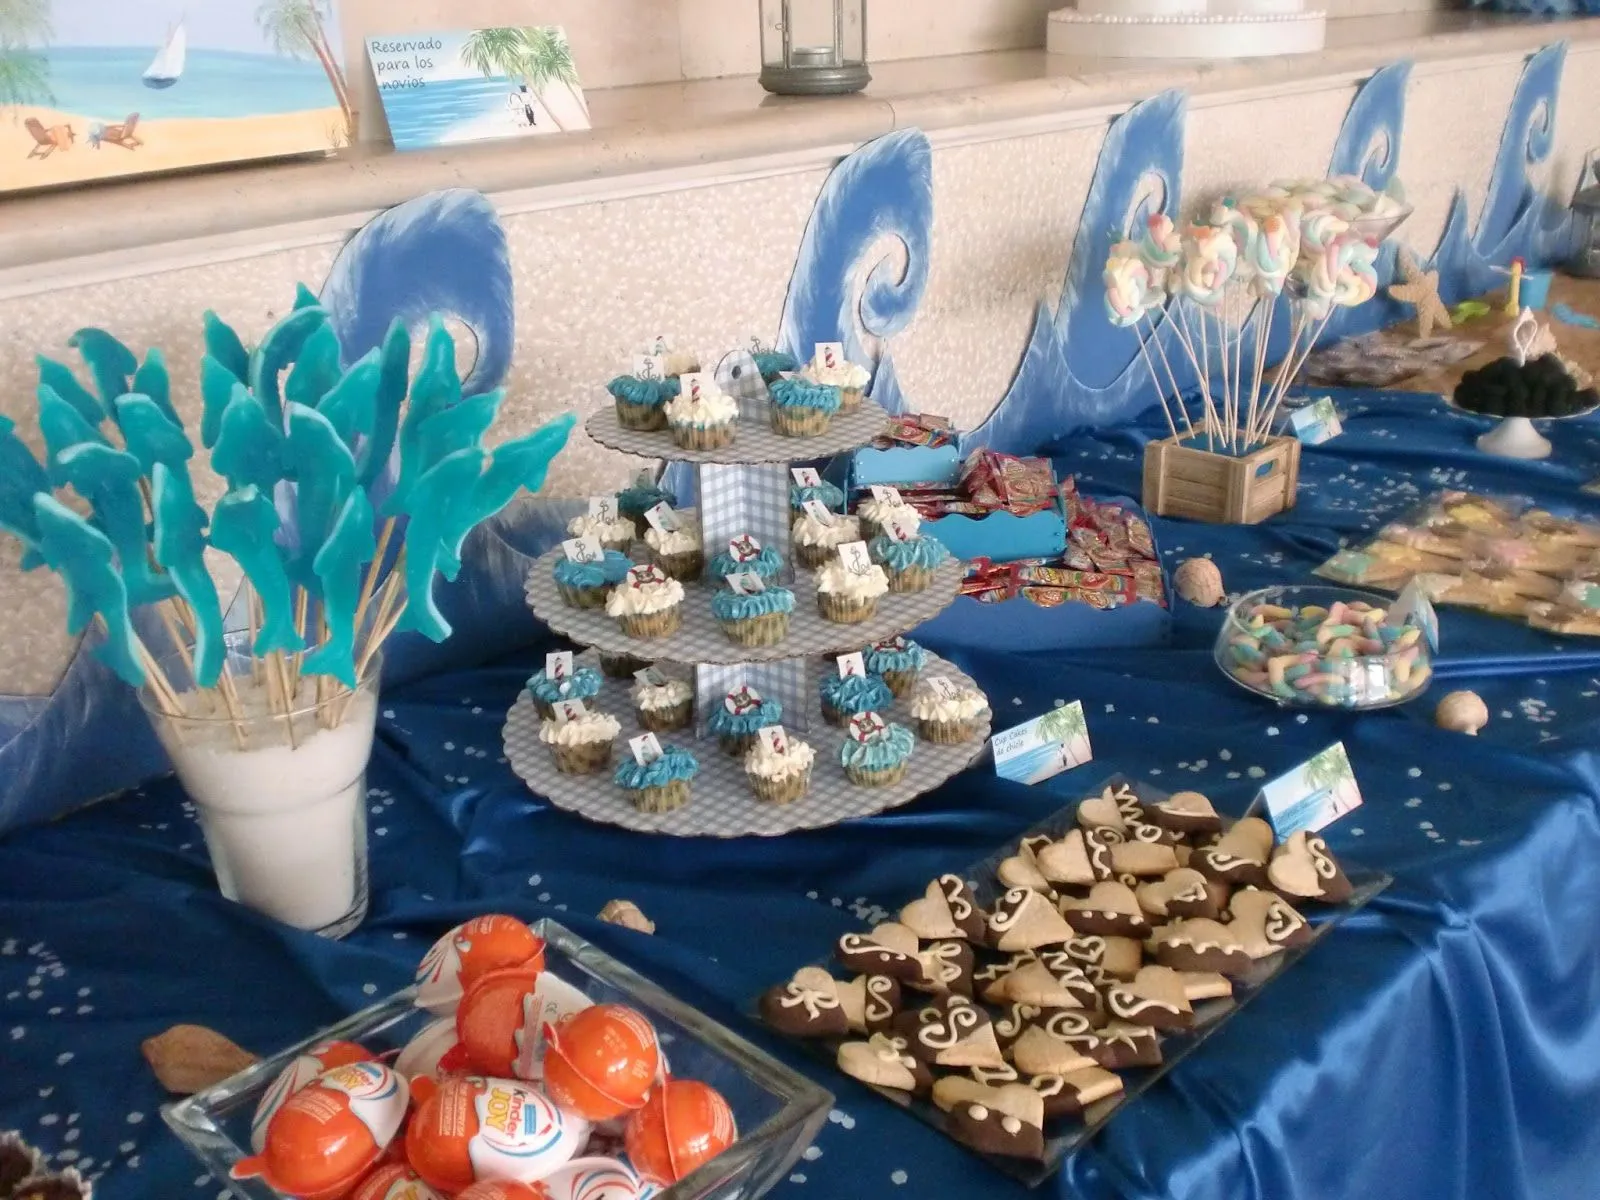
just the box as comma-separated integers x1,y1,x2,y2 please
0,55,1596,696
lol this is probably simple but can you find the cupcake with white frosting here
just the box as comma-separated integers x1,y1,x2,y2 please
633,676,694,733
801,354,871,412
744,734,816,805
540,710,622,775
664,380,738,451
643,507,703,581
791,511,862,570
856,497,922,543
606,565,686,638
567,510,638,553
815,558,890,625
909,679,991,744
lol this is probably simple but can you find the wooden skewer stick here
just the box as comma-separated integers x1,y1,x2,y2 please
350,516,397,653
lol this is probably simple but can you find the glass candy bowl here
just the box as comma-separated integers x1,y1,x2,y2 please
1215,585,1434,710
164,919,833,1200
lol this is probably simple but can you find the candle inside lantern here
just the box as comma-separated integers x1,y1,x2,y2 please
789,44,839,67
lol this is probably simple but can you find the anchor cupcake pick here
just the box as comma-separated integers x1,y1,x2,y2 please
0,415,50,567
202,310,251,383
55,443,175,608
37,383,108,485
249,306,329,425
68,327,138,406
33,494,146,686
285,322,344,410
113,394,193,476
132,347,181,426
283,403,357,590
152,462,226,686
209,487,302,657
212,385,287,495
35,356,105,425
301,488,377,687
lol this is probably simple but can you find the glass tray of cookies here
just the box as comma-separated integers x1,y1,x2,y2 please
757,774,1392,1186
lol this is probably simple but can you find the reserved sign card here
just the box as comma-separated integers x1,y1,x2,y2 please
1251,742,1364,837
992,701,1092,785
1285,396,1343,445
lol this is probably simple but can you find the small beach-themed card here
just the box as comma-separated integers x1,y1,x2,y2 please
991,701,1092,785
367,25,590,152
1284,397,1344,445
4,0,351,194
1249,742,1363,838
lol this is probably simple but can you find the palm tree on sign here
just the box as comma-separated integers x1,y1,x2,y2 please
0,0,54,113
461,26,586,132
1304,743,1360,816
522,26,587,121
255,0,353,141
1038,703,1091,765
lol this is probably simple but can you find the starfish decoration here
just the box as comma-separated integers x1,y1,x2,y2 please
1388,247,1452,341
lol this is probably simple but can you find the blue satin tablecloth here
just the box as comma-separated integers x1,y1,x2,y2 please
3,389,1600,1200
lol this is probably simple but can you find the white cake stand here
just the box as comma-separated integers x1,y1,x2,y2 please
1449,399,1600,461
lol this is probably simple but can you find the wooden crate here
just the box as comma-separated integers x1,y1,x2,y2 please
1142,435,1301,525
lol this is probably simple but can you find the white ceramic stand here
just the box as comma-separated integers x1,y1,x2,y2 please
1476,416,1552,460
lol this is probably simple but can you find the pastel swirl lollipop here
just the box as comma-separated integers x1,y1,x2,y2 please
1306,235,1351,299
1211,201,1261,283
1104,249,1154,328
1298,210,1350,261
1138,213,1183,273
1250,212,1300,297
1334,237,1380,307
1178,224,1238,306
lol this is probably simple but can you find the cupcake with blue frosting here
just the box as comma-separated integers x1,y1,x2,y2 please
707,688,783,757
769,377,844,438
865,636,928,697
838,714,916,788
869,532,952,593
618,478,676,525
790,479,845,514
711,585,796,647
526,666,603,720
607,373,682,432
819,671,893,727
708,536,785,582
614,745,699,813
553,550,633,609
754,349,801,382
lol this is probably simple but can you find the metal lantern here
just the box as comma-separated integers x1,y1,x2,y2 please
1569,152,1600,278
759,0,869,96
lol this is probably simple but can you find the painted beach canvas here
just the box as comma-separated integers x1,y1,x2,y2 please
1,0,349,194
367,27,590,152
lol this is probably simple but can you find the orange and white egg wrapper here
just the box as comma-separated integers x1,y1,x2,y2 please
415,915,547,1016
624,1079,736,1185
349,1162,446,1200
405,1075,590,1195
251,1040,376,1153
541,1005,660,1121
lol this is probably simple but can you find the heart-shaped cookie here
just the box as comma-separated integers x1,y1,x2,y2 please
1194,818,1274,887
839,973,902,1033
997,845,1051,894
1030,1065,1124,1120
894,996,1006,1069
836,923,925,982
988,887,1077,951
947,1096,1044,1161
1125,819,1183,847
930,1074,1032,1116
1060,881,1150,939
1076,788,1129,834
1036,830,1096,887
759,967,848,1037
975,951,1036,1004
1109,840,1180,878
1148,918,1252,977
1136,867,1223,920
899,878,962,940
1103,964,1193,1031
1267,831,1353,903
998,952,1101,1011
1178,970,1233,1002
913,940,975,997
1083,1020,1163,1069
836,1033,931,1093
1010,1013,1099,1077
1083,826,1122,882
1229,886,1313,956
1145,789,1223,836
937,874,988,941
992,1002,1043,1051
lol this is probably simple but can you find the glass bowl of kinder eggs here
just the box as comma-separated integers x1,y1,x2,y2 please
1214,585,1433,710
164,915,833,1200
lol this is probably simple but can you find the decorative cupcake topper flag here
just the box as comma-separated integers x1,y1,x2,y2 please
0,283,574,733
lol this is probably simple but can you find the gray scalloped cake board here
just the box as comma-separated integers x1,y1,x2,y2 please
526,551,966,667
586,396,891,465
502,649,991,837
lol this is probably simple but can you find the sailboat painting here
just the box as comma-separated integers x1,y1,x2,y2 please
2,1,351,194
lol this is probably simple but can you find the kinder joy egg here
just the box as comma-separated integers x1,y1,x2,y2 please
252,1041,375,1152
456,1184,553,1200
457,967,544,1078
350,1162,446,1200
416,915,546,1016
233,1061,410,1200
395,1016,474,1083
405,1075,589,1194
538,1156,654,1200
542,1006,660,1121
624,1080,736,1186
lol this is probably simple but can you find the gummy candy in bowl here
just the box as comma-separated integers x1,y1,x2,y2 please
164,919,832,1200
1214,584,1434,710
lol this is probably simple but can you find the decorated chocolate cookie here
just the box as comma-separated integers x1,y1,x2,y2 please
760,967,848,1037
930,1072,1027,1114
1136,867,1223,921
836,923,925,983
901,875,986,942
1029,1065,1124,1120
988,887,1077,951
1083,826,1122,882
836,1033,932,1094
1010,1011,1100,1077
893,995,1006,1069
1103,965,1193,1031
996,841,1052,894
947,1096,1045,1161
1267,831,1353,903
976,951,1037,1004
1178,970,1234,1002
1109,840,1180,878
1145,789,1223,837
1148,918,1253,977
992,1002,1044,1052
915,940,976,998
840,973,902,1034
1036,829,1097,887
1228,887,1313,957
998,951,1101,1011
1085,1020,1163,1070
1193,818,1274,888
1077,785,1132,834
1125,818,1184,847
1059,881,1150,939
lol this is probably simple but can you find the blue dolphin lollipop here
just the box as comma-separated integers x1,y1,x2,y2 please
113,394,193,477
35,356,104,425
33,493,146,687
0,414,50,568
131,347,182,427
151,463,225,687
37,383,108,486
249,307,329,426
209,487,301,658
285,322,343,410
300,488,376,687
55,442,175,608
316,352,380,450
212,385,287,495
202,311,250,383
395,448,484,641
68,327,138,408
283,402,357,591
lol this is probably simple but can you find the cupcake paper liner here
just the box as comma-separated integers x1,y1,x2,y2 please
881,668,921,698
557,581,612,610
749,767,812,805
551,738,615,776
718,732,759,758
599,652,653,678
637,699,694,733
616,400,668,431
838,386,864,413
916,715,987,745
770,407,833,438
630,779,691,813
818,592,879,625
618,606,683,638
794,541,839,569
886,565,935,594
821,700,846,727
719,611,791,646
649,548,704,581
670,422,736,451
845,761,908,788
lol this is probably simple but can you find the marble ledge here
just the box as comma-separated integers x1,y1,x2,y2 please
4,10,1598,277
